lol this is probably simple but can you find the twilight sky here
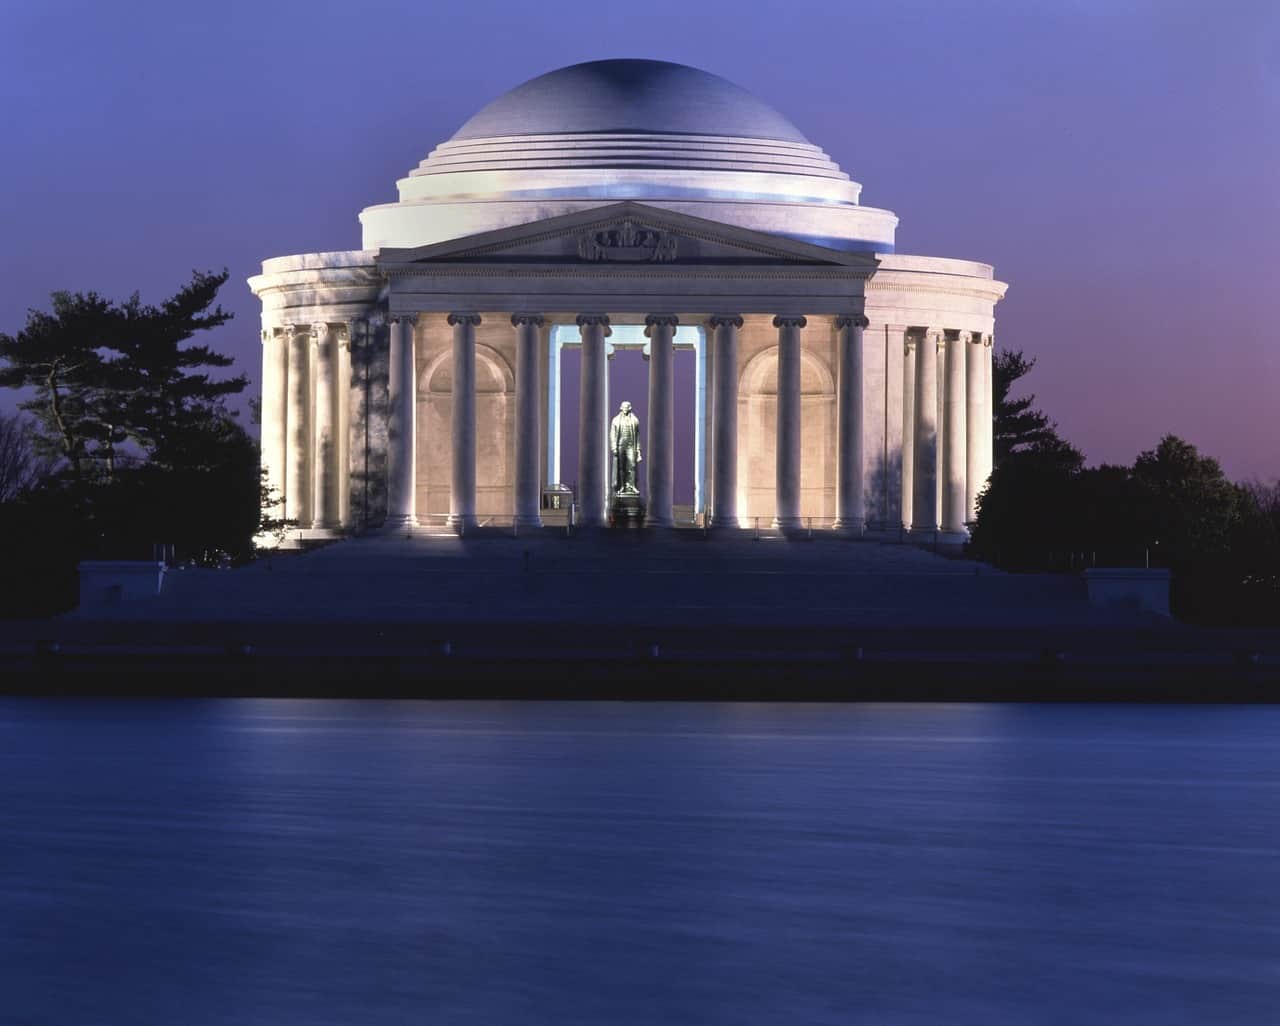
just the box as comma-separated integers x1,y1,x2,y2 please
2,0,1277,481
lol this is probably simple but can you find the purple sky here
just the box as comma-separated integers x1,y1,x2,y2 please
2,0,1277,482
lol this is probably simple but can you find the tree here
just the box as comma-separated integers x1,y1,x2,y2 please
0,290,118,478
0,412,54,503
112,270,243,469
0,270,243,479
993,350,1065,464
1131,435,1242,564
969,435,1085,570
0,272,261,614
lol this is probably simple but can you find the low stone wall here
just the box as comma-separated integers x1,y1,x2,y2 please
78,562,166,609
1084,568,1171,618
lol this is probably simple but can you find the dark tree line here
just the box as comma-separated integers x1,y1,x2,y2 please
972,350,1280,624
0,271,268,616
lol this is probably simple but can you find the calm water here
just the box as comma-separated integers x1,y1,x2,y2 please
1,700,1277,1025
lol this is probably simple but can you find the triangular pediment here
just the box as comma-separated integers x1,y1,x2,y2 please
377,202,876,270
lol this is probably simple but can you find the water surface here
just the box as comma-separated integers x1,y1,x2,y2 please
1,700,1277,1025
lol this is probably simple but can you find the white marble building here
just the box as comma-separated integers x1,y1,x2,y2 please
249,59,1007,541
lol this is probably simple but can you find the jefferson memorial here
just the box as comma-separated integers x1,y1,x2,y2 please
250,59,1007,542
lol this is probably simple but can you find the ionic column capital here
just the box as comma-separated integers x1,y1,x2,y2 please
836,314,869,330
261,328,272,344
511,313,545,328
575,313,612,337
706,314,743,330
983,334,994,348
772,315,808,329
388,313,418,327
282,324,299,340
643,314,679,337
310,322,331,344
448,312,482,328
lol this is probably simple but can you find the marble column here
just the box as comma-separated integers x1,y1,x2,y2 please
385,314,417,529
942,331,968,535
284,325,311,528
513,313,544,528
644,314,678,527
965,331,984,522
980,336,995,500
834,314,868,534
912,329,940,534
901,334,916,532
708,315,742,528
337,323,355,528
576,314,610,527
447,313,480,531
773,315,806,529
311,323,339,530
259,327,289,523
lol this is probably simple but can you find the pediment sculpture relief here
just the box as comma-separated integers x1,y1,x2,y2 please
577,220,678,263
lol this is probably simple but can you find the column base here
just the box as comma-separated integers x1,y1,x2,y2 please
710,513,740,530
381,514,419,533
513,514,544,530
772,516,802,530
446,514,478,534
831,518,865,537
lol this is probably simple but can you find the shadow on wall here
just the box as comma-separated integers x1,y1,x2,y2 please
865,449,903,533
350,323,390,531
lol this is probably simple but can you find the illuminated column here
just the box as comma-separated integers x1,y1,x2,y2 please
576,313,611,527
311,323,339,530
708,315,742,527
942,330,968,535
336,323,355,528
834,314,867,534
965,331,984,522
912,328,940,534
980,335,995,499
447,313,480,531
901,333,916,531
645,314,678,527
512,313,544,528
385,314,417,529
773,315,805,529
284,324,312,528
259,327,288,523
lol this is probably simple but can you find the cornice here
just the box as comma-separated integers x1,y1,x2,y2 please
384,265,872,282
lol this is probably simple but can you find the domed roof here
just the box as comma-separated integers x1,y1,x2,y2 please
451,59,810,144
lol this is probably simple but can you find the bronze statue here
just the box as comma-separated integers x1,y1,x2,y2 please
609,400,642,496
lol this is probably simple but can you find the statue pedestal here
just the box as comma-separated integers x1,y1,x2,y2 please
610,493,646,529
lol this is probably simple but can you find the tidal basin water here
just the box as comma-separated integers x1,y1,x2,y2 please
2,701,1278,1025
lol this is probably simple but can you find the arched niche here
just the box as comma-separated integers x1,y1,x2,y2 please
737,345,836,522
418,344,515,519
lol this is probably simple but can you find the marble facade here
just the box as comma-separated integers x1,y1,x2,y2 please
249,60,1006,542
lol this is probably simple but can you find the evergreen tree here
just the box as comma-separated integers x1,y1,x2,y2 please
992,350,1064,464
0,270,242,477
0,290,118,478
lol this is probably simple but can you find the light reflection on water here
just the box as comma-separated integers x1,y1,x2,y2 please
1,700,1277,1025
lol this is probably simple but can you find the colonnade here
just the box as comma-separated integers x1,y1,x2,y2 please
380,310,870,533
901,328,993,537
260,322,354,532
263,314,992,539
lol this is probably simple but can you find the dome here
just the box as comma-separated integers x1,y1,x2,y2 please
451,59,810,144
360,60,900,254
